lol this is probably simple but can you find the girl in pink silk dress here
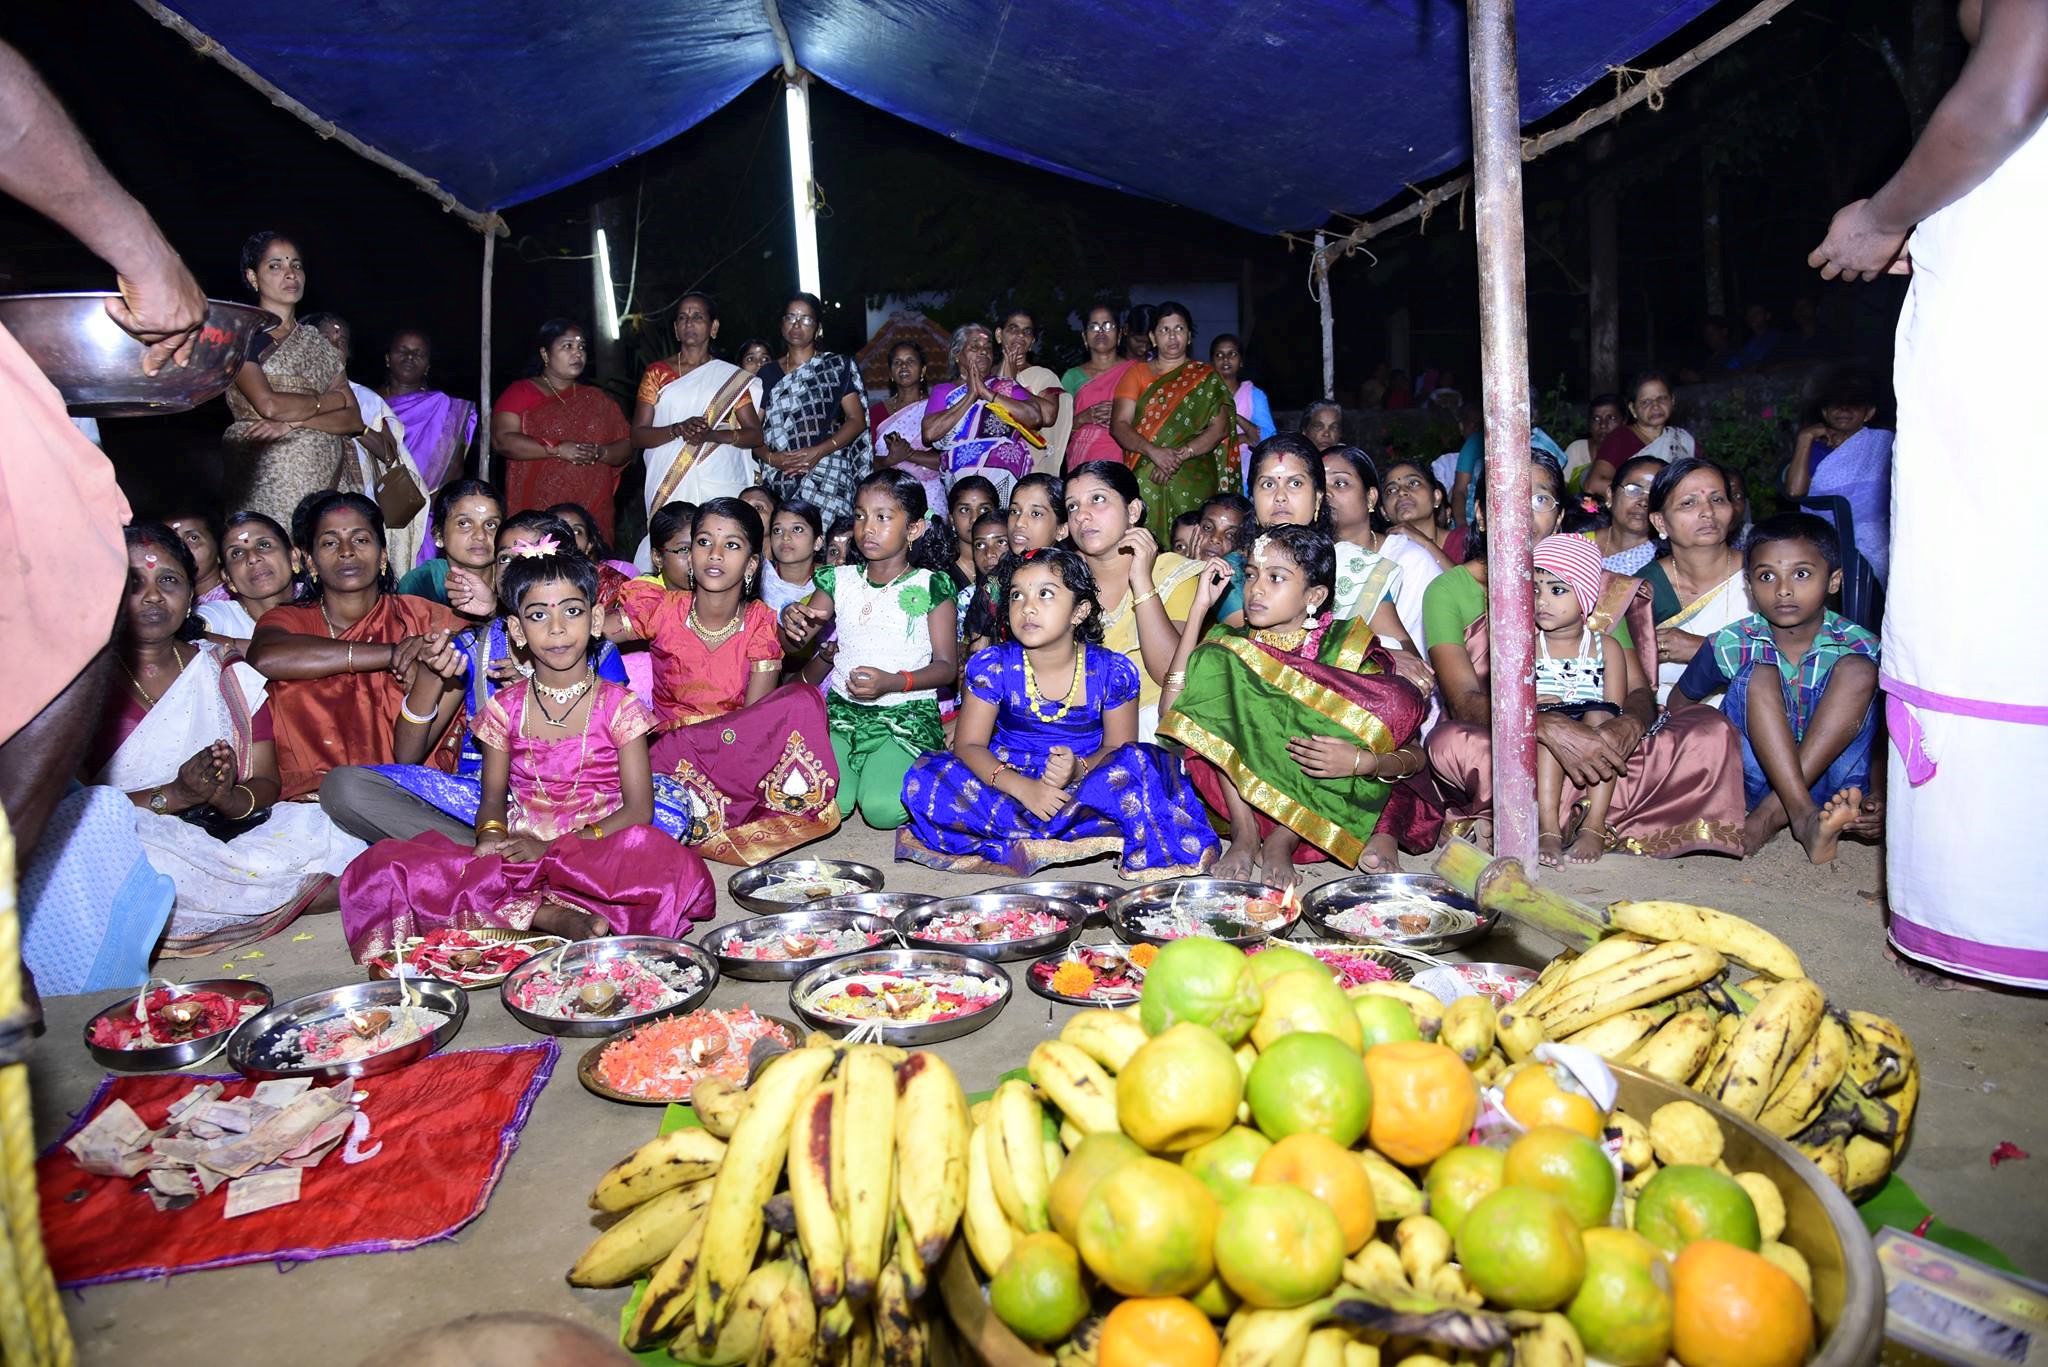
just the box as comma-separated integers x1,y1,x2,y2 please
340,543,714,961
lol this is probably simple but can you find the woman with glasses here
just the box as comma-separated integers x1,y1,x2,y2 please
490,319,633,544
1583,454,1668,575
758,291,872,527
1110,300,1235,541
1584,371,1698,502
1378,459,1460,572
995,307,1073,474
1422,450,1745,859
922,322,1052,504
1061,304,1134,472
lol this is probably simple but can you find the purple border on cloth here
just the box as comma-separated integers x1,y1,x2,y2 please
1888,919,2048,989
46,1039,559,1289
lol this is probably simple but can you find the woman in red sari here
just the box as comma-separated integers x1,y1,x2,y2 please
491,320,632,543
245,492,466,800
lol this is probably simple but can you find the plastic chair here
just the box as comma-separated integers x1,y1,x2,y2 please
1796,495,1883,631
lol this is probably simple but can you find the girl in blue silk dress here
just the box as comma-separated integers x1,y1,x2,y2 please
897,547,1218,878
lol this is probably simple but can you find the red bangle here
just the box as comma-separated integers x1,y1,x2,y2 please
900,670,915,692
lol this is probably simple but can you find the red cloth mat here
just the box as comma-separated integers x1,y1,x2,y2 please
39,1040,557,1287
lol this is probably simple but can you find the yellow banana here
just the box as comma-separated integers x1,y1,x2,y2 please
589,1125,727,1212
1394,1215,1450,1288
987,1078,1052,1233
891,1050,969,1279
1221,1298,1336,1367
1604,900,1805,980
1535,942,1726,1038
1845,1134,1893,1201
788,1081,846,1307
1059,1008,1150,1073
1607,1111,1653,1179
846,1303,878,1367
689,1073,748,1141
1029,1038,1122,1135
672,1256,789,1366
569,1177,714,1286
1757,1016,1850,1138
1495,1003,1548,1062
839,1045,898,1305
1560,1002,1676,1059
1439,995,1497,1065
1624,1005,1718,1084
1513,1312,1587,1367
1556,932,1660,987
818,1300,856,1348
1846,1009,1916,1096
1473,1049,1508,1084
692,1045,837,1338
873,1256,926,1367
623,1214,707,1349
757,1257,820,1366
1351,981,1444,1040
1302,1326,1351,1367
1355,1149,1424,1221
1714,977,1826,1119
1342,1340,1381,1367
1695,1010,1743,1090
1796,1134,1848,1190
962,1122,1017,1275
1889,1064,1920,1160
1343,1238,1408,1291
1429,1262,1483,1309
1512,950,1579,1020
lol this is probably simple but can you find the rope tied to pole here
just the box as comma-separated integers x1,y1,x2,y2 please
1609,63,1669,112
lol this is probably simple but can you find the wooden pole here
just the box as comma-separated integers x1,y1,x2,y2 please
1315,230,1335,401
480,231,495,485
1468,0,1540,870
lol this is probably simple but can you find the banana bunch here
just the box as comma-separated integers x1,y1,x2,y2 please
570,1037,971,1365
1489,899,1919,1200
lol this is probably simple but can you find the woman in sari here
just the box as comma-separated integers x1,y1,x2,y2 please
868,339,945,512
1582,454,1667,575
922,323,1052,504
1422,451,1745,858
1160,525,1431,888
222,231,364,525
309,312,433,572
1062,304,1134,472
1062,460,1205,742
996,308,1073,474
197,512,299,652
381,328,476,498
1211,334,1275,486
1786,372,1891,583
1110,301,1234,541
1585,371,1699,501
91,525,363,956
1379,459,1461,572
1640,458,1749,703
629,293,764,564
246,492,465,800
492,319,632,544
759,291,872,527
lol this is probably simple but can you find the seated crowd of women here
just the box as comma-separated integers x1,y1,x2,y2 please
18,266,1883,996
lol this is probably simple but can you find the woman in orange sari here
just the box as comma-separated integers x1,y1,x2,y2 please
491,320,632,544
1109,300,1234,542
244,493,465,800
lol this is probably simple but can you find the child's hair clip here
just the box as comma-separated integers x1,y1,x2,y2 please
511,535,561,558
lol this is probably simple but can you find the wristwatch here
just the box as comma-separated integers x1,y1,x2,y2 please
149,787,169,814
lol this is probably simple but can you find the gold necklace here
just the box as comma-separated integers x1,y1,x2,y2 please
687,599,746,650
1023,645,1085,723
531,669,594,728
1252,623,1311,653
538,374,571,406
121,643,187,708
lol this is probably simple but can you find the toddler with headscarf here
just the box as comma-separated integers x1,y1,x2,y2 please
1531,534,1628,865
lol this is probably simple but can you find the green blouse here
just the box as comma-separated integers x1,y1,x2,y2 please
1421,565,1634,651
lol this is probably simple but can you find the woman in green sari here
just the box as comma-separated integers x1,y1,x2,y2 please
1110,300,1235,542
1159,525,1432,886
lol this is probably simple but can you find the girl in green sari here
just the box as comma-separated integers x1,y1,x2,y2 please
1110,300,1235,542
1159,525,1432,887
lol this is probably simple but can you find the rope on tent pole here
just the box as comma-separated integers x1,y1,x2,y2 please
480,229,497,485
1293,0,1796,271
131,0,509,239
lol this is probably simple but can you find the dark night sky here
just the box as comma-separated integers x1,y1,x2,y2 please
3,0,1929,517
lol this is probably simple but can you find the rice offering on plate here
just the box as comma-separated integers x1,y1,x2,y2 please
364,929,561,987
506,953,706,1020
1423,961,1538,1006
593,1007,795,1101
713,922,884,963
915,904,1069,945
1321,893,1478,942
89,988,261,1051
1132,889,1291,940
1247,941,1397,990
754,875,868,905
271,1004,449,1068
801,969,1003,1027
1029,943,1153,1002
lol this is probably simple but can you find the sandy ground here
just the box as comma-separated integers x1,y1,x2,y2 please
30,826,2047,1364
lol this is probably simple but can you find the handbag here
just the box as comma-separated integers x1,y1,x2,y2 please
177,801,272,842
365,424,427,528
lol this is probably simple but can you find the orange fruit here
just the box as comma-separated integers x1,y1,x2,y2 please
1362,1041,1479,1167
1567,1227,1674,1366
989,1232,1091,1344
1504,1125,1619,1230
1670,1239,1813,1367
1634,1165,1761,1253
1213,1184,1348,1307
1454,1186,1587,1310
1425,1144,1507,1239
1181,1126,1273,1206
1075,1157,1220,1298
1050,1132,1147,1244
1253,1133,1378,1251
1117,1023,1244,1153
1501,1065,1605,1139
1098,1297,1222,1367
1244,1032,1373,1146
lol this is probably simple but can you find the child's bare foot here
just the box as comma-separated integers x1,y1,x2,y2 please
1742,799,1788,856
1792,788,1861,864
1214,840,1258,881
1560,827,1605,865
533,897,610,941
1361,832,1401,873
1537,832,1566,867
1256,828,1303,890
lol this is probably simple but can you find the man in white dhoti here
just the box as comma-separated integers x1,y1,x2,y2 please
1810,0,2048,989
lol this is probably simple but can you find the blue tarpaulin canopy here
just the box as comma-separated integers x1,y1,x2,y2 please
144,0,1721,233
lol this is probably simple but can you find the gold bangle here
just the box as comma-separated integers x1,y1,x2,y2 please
1129,586,1161,611
345,642,355,674
583,822,606,840
474,819,509,839
1352,748,1365,776
1163,671,1187,691
233,784,257,819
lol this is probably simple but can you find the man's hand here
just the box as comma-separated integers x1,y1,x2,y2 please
1536,711,1627,788
446,564,496,618
104,249,206,376
1808,199,1912,282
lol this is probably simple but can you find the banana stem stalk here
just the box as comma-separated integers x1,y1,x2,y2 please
1432,846,1610,952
